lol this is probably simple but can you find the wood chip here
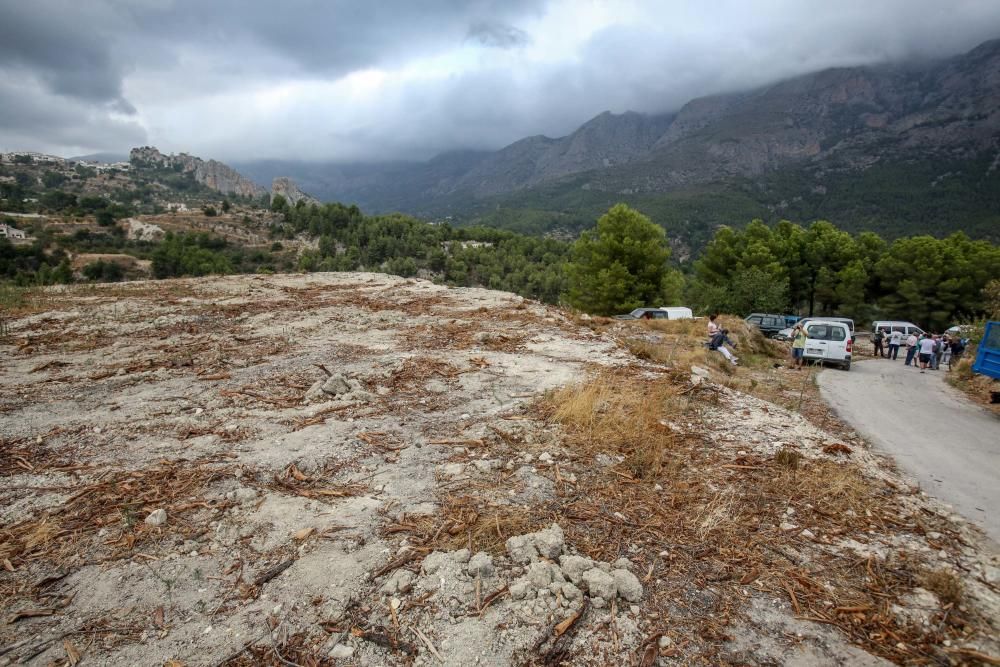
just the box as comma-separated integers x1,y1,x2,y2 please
292,527,315,541
63,639,82,666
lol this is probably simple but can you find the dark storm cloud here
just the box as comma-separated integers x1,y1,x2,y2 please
0,75,146,154
2,0,1000,159
0,2,129,104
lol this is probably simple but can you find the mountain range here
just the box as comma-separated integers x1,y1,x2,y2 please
236,38,1000,249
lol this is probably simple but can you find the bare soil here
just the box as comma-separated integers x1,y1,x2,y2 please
0,273,997,666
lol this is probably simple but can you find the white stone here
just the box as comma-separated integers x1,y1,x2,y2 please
145,508,167,526
329,644,354,659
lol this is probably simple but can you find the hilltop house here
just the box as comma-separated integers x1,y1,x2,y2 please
0,223,28,240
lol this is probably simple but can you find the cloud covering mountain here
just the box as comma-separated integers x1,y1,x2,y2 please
2,0,1000,160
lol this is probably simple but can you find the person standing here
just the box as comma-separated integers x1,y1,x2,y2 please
790,322,807,370
918,334,935,373
948,337,966,371
932,335,944,370
888,329,903,360
873,328,885,358
904,332,919,366
941,334,952,367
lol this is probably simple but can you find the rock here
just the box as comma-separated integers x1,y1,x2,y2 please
506,535,538,565
658,635,672,648
527,562,557,588
321,375,351,396
451,548,471,564
329,644,354,659
779,522,799,532
532,524,565,559
304,380,326,402
442,463,465,477
470,459,500,473
466,552,494,578
507,524,566,564
581,568,617,600
613,557,634,571
591,596,607,609
510,579,531,600
561,582,583,601
691,365,711,378
271,177,320,207
538,452,553,464
801,529,816,540
145,509,167,527
559,555,596,584
612,569,644,602
690,374,704,386
379,569,415,595
422,551,450,574
226,487,258,504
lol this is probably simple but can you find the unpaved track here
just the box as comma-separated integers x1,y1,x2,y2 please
818,358,1000,542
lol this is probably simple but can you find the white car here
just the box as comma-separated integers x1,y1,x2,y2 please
802,319,853,370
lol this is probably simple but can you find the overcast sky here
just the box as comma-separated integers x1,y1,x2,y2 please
2,0,999,162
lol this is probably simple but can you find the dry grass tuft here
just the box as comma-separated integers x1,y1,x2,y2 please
775,447,803,470
383,496,548,556
545,370,679,478
920,568,963,606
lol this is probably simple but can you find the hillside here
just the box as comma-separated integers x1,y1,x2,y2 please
1,274,997,665
237,38,1000,247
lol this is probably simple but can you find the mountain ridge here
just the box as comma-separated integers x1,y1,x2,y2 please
234,37,1000,244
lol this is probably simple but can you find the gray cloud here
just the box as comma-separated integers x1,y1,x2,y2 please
1,0,999,160
466,21,531,49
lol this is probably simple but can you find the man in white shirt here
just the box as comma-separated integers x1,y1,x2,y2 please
918,335,936,372
888,330,903,360
904,333,919,366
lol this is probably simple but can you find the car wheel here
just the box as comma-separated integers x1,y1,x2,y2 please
842,360,851,371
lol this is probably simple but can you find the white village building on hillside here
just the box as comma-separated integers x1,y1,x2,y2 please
0,223,28,239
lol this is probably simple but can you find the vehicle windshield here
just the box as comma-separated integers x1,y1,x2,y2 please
806,323,847,341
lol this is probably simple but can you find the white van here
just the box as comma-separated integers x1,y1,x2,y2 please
656,306,693,320
803,320,853,370
872,320,923,337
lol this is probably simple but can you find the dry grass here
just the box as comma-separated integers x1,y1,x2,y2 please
774,446,802,470
545,369,679,478
0,457,234,568
920,568,963,606
382,367,984,664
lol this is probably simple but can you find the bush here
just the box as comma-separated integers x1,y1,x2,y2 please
82,260,124,282
203,205,218,217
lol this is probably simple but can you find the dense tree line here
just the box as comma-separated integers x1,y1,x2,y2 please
689,219,1000,331
275,200,569,303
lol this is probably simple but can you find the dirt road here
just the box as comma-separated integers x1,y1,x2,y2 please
817,358,1000,542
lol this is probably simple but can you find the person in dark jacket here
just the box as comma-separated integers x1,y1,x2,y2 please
709,329,738,365
873,328,885,358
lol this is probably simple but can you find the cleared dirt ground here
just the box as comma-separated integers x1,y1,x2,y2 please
1,273,997,666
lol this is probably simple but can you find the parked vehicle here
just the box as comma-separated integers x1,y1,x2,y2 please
778,316,856,341
972,321,1000,380
872,320,924,337
656,306,694,320
744,313,787,338
782,315,801,328
802,319,853,370
615,308,670,320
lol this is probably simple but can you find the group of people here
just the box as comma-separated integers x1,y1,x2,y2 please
872,329,965,372
706,314,739,366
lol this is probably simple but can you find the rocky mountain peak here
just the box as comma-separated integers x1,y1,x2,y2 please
271,177,319,206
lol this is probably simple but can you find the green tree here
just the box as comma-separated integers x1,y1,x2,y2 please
564,203,675,315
